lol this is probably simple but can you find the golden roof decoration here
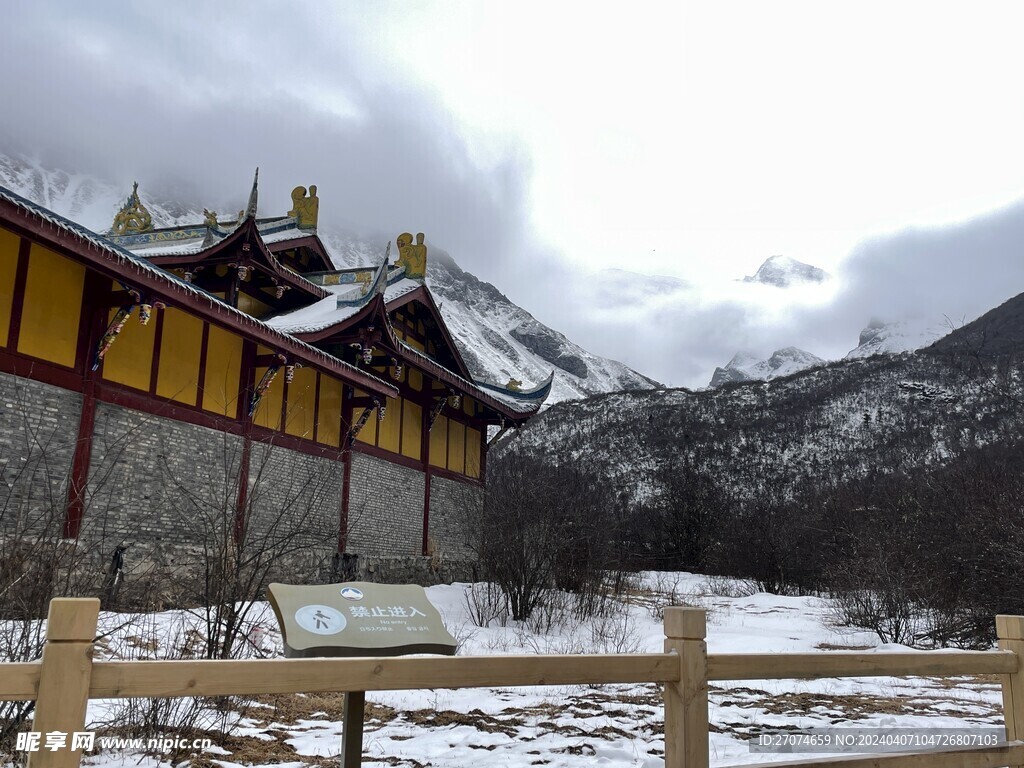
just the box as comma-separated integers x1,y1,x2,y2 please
288,184,319,229
396,231,427,280
111,182,153,235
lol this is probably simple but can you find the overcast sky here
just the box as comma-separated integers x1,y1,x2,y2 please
4,2,1024,387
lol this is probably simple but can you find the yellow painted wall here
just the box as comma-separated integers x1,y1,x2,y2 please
408,367,422,391
466,427,482,479
0,227,19,347
238,292,271,318
463,397,475,416
101,303,157,391
253,365,284,430
317,374,343,447
401,399,422,460
285,366,318,439
18,244,84,367
406,336,425,352
447,420,466,474
202,324,243,416
378,395,400,453
429,414,447,468
155,308,203,404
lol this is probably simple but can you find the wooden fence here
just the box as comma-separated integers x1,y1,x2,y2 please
4,598,1024,768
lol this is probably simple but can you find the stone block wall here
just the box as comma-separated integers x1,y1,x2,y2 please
247,440,344,581
427,473,481,561
0,372,81,536
0,373,482,607
81,403,245,551
346,451,425,556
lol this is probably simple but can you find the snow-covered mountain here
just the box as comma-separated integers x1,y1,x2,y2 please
742,255,829,287
0,153,202,230
845,318,948,359
583,268,692,308
0,153,657,404
708,347,824,388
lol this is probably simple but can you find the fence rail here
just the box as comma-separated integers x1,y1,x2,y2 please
2,597,1023,768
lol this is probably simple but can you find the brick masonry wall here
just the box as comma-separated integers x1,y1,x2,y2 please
246,440,344,580
427,473,481,562
0,369,480,606
81,402,244,552
346,451,425,556
0,371,81,536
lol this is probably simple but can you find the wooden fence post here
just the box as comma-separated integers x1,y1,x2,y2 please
998,615,1024,764
663,606,708,768
27,598,100,768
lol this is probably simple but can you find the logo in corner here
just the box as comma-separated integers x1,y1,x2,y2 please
340,587,364,601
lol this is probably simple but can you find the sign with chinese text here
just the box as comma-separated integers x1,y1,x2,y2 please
267,581,457,658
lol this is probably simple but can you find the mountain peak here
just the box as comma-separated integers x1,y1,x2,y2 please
709,346,824,388
742,255,829,287
846,318,947,359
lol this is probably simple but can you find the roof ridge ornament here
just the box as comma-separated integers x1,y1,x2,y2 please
246,167,259,219
375,242,391,297
288,183,319,230
395,231,427,280
110,181,153,235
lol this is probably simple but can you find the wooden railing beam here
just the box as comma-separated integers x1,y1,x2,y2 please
86,652,680,698
708,651,1017,681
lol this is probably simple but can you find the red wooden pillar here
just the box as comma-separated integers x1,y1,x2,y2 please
63,272,110,539
233,340,257,544
338,384,354,553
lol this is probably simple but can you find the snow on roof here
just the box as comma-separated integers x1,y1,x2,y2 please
397,339,549,416
128,238,210,256
261,227,314,245
384,277,421,303
264,295,364,334
0,183,396,396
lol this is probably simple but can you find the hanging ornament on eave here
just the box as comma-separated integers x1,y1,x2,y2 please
92,304,137,370
248,355,286,417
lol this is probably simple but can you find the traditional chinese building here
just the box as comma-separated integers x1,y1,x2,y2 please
0,172,549,587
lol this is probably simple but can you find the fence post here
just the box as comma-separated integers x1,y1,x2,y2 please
27,598,100,768
998,615,1024,762
663,606,708,768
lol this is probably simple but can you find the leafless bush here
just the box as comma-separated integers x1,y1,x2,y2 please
464,581,510,628
471,451,629,622
699,574,759,599
589,605,642,655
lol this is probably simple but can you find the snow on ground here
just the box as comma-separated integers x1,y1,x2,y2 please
11,573,1006,768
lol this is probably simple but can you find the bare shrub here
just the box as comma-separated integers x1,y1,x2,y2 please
464,581,510,628
700,574,759,599
471,451,628,622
